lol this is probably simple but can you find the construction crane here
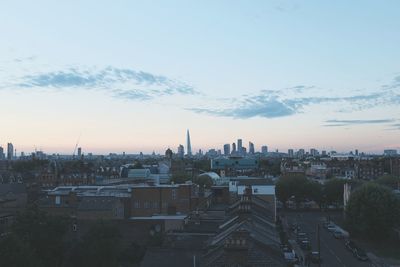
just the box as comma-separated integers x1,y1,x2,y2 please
72,133,81,158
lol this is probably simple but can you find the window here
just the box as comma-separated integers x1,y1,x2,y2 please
134,201,140,209
153,201,159,209
171,189,177,200
55,196,61,205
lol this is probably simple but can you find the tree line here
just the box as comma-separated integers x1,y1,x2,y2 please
276,174,400,241
0,205,146,267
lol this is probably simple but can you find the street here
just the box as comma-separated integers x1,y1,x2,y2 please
282,211,373,267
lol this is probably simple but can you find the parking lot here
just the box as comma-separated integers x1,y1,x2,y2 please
282,211,373,267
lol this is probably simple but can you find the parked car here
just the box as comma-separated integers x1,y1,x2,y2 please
354,248,369,261
300,240,311,251
345,240,358,253
333,229,345,239
326,224,336,232
310,251,322,263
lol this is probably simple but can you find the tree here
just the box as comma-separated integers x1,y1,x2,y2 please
12,205,69,267
276,174,309,208
68,221,122,267
376,175,400,190
308,181,323,208
193,175,213,189
323,178,345,206
0,234,38,267
345,183,400,240
170,171,190,184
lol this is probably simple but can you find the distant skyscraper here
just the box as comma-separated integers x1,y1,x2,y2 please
310,148,318,157
288,149,294,158
7,143,13,160
355,149,359,156
249,142,255,154
165,148,173,159
223,144,230,156
231,143,237,154
0,146,4,160
77,147,82,157
237,139,243,154
177,144,185,158
261,145,268,154
297,149,305,158
186,129,192,157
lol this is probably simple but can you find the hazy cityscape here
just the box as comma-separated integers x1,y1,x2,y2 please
1,1,400,267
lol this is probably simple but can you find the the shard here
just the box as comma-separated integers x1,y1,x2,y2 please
186,129,192,157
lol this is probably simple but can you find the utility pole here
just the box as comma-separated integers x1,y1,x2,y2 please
317,223,321,267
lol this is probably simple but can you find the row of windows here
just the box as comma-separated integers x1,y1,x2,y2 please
133,201,169,209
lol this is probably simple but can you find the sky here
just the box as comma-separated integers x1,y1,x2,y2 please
0,0,399,155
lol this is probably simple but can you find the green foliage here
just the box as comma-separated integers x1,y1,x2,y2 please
1,207,144,267
12,159,49,173
0,234,38,267
171,171,190,184
376,175,400,190
193,159,211,172
345,183,400,240
7,205,70,267
60,160,94,173
193,175,213,189
259,159,281,176
323,178,346,206
70,221,122,267
276,174,308,207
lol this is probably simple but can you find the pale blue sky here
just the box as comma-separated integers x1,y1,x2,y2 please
0,0,399,154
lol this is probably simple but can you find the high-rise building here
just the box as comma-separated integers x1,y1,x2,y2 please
165,148,173,159
77,147,82,157
223,144,231,156
288,149,294,158
231,143,237,154
249,142,255,154
177,144,185,158
261,145,268,154
355,149,359,156
7,143,13,160
186,129,192,157
297,149,305,158
237,139,243,154
0,146,4,160
310,148,318,157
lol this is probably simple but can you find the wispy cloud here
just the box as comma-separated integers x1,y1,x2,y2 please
189,86,399,119
323,119,396,127
12,66,197,100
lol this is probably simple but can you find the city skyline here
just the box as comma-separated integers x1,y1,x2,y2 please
1,1,399,154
